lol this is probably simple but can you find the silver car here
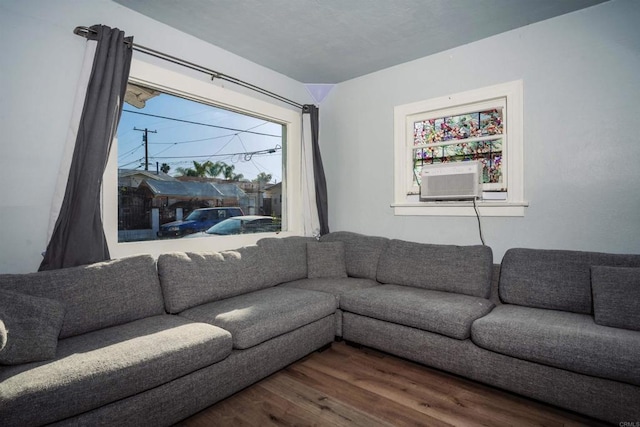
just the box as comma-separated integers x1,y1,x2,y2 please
184,215,281,237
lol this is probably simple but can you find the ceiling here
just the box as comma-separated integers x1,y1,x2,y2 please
113,0,607,84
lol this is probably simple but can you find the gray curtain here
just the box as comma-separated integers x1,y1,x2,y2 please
303,104,329,235
40,25,133,271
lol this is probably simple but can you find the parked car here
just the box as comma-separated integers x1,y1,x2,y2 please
184,215,281,237
158,207,244,238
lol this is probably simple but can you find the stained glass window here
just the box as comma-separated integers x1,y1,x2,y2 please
412,109,504,187
395,81,524,213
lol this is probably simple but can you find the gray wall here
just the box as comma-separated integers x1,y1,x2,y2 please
0,0,311,273
1,0,638,273
320,0,640,262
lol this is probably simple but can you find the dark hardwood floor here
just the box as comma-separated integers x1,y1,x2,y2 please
175,341,608,427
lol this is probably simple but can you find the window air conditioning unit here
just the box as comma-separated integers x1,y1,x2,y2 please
420,161,481,200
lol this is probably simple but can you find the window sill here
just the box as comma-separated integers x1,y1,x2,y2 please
391,200,528,217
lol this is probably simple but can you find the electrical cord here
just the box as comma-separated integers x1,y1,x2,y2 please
472,198,486,246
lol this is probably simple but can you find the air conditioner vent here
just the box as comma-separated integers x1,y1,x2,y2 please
420,161,481,200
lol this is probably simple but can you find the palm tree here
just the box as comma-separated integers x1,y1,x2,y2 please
192,160,212,177
174,167,198,177
222,164,236,180
207,161,226,178
254,172,272,184
200,161,244,181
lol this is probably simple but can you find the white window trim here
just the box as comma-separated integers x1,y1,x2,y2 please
392,80,527,217
103,59,303,259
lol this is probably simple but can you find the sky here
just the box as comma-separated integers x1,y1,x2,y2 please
117,87,283,183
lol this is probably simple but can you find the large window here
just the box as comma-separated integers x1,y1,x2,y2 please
103,59,303,258
393,81,526,216
117,83,284,242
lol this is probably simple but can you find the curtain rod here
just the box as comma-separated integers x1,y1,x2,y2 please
73,26,305,110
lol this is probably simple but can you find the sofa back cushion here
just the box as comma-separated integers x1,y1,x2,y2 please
319,231,389,280
306,241,348,279
0,290,66,364
591,266,640,331
158,236,312,313
499,248,640,314
0,255,164,338
376,239,493,298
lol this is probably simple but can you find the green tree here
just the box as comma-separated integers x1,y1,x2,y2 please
253,172,272,184
207,161,226,178
222,164,236,180
174,167,197,177
218,164,244,181
192,160,212,177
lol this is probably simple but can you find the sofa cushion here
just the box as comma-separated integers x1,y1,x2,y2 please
179,287,337,349
0,320,6,352
279,278,379,338
0,255,164,338
471,304,640,386
499,248,640,314
0,315,232,427
320,231,389,280
591,266,640,331
279,277,380,303
159,236,313,313
340,284,495,340
376,240,493,298
256,236,313,281
0,290,65,365
307,241,348,279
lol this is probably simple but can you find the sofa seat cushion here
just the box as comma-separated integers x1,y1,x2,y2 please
340,284,495,340
0,315,232,427
279,277,380,303
179,287,337,350
471,305,640,386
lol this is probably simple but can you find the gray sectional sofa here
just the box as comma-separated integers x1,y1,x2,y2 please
1,232,639,425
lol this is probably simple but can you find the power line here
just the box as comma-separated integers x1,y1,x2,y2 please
119,157,144,168
148,121,276,145
148,134,234,145
122,109,281,138
149,146,281,160
118,146,280,168
118,143,143,160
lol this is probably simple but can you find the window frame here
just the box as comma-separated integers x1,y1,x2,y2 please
392,80,527,217
103,59,303,258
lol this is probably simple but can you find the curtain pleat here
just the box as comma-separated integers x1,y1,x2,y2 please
304,104,329,236
46,41,97,243
39,25,132,270
301,111,319,236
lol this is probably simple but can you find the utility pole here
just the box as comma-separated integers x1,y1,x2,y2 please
133,127,157,170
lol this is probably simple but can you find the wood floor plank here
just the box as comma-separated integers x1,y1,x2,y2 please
176,342,608,427
260,373,395,427
285,361,453,427
312,344,595,427
330,343,601,426
178,384,321,427
299,347,523,426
